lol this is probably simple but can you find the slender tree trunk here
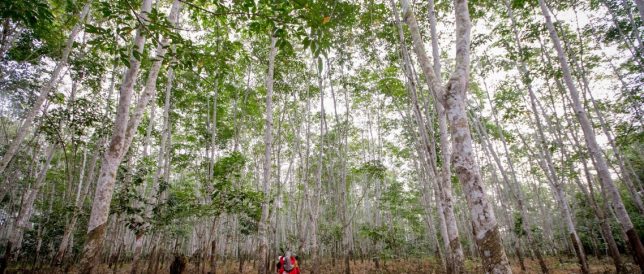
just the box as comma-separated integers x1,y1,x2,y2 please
636,0,644,22
471,112,548,274
122,0,181,154
538,0,644,270
326,59,352,274
130,1,181,268
307,56,325,274
504,4,590,271
0,144,55,274
501,2,558,272
55,65,117,268
564,11,644,211
395,2,466,272
0,19,17,65
0,3,90,175
53,143,101,265
207,79,220,274
78,1,154,272
547,76,625,273
257,35,277,274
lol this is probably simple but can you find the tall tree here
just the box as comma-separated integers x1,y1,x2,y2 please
538,0,644,270
0,3,90,175
400,0,511,272
77,0,154,272
258,35,277,274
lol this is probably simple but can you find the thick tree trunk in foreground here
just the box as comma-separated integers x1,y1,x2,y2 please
443,0,511,273
421,1,466,272
78,0,154,272
538,0,644,270
257,35,277,274
400,0,509,271
0,3,90,175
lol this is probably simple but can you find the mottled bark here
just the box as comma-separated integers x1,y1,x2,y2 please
444,0,511,272
396,1,465,272
538,0,644,270
0,3,90,175
78,0,154,272
257,35,277,274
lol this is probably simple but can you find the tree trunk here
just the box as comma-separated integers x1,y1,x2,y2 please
501,2,560,272
210,218,219,274
308,55,325,274
78,0,154,272
0,3,90,175
548,75,625,273
634,0,644,31
443,0,511,272
395,2,466,272
0,144,55,273
257,35,277,274
538,0,644,270
53,143,101,265
130,233,145,274
471,112,549,274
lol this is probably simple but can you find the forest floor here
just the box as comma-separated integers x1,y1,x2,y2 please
5,256,637,273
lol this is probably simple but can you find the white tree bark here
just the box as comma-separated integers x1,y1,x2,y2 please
78,0,154,272
123,0,182,152
258,35,277,274
444,0,511,272
538,0,644,270
53,144,101,265
3,144,54,262
150,63,175,208
400,0,510,272
0,3,91,175
395,1,465,272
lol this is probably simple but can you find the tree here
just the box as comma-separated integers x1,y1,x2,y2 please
400,0,511,272
538,0,644,270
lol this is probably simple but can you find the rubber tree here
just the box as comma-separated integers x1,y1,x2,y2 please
77,0,154,272
0,2,91,175
538,0,644,270
400,0,511,272
257,35,277,274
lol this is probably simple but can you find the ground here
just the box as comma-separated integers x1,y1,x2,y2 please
5,256,638,273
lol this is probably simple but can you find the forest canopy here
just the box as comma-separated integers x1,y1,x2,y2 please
0,0,642,273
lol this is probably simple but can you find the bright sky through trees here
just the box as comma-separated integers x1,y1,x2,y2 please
0,0,642,273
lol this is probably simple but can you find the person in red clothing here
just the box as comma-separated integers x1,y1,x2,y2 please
276,251,300,274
